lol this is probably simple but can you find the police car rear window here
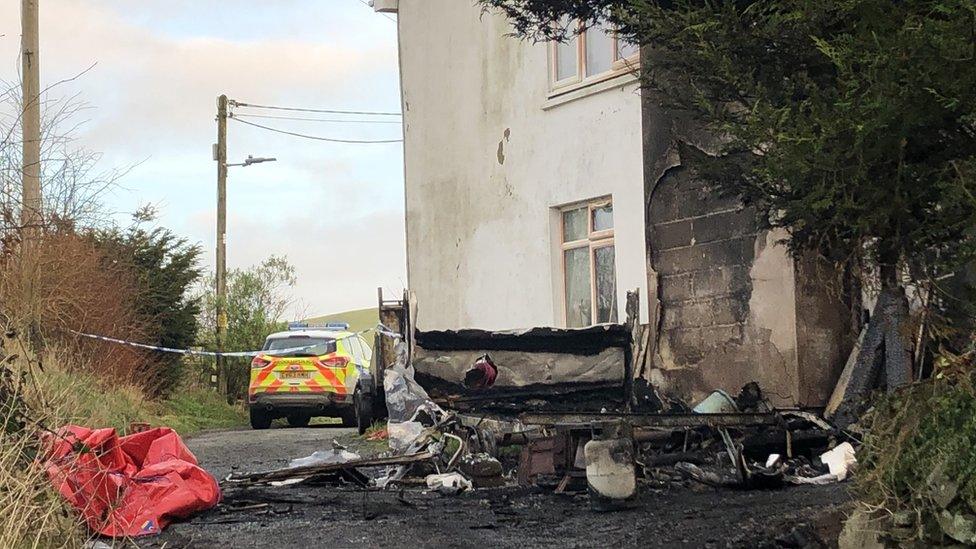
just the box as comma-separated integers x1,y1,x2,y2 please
264,337,336,356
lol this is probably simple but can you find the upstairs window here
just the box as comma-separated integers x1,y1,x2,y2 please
561,198,618,327
550,20,639,91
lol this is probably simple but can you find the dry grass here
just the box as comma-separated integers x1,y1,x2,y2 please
0,342,246,547
0,431,85,549
0,355,84,549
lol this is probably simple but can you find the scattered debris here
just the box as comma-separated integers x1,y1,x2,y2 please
820,442,856,482
288,447,361,469
387,420,426,453
692,390,737,414
383,341,448,453
228,451,435,486
674,462,741,488
459,453,504,488
425,472,472,495
584,421,637,511
517,435,563,486
223,318,860,536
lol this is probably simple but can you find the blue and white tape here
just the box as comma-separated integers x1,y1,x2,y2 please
374,323,404,340
68,324,403,358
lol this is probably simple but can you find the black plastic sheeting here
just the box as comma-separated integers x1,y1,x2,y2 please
415,324,631,356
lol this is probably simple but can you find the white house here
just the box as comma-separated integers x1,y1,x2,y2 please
377,0,852,407
383,0,648,332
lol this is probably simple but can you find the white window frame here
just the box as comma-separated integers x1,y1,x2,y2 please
549,21,640,97
560,197,617,327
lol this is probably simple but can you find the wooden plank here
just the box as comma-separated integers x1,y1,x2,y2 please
625,289,640,409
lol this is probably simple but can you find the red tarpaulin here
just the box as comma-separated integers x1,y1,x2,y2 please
44,425,221,537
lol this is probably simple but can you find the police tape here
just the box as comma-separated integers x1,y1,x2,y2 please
68,324,403,358
374,323,404,340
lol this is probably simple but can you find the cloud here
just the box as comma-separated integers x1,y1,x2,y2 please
0,1,407,315
188,203,407,317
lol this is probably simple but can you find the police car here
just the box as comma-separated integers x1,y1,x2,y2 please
248,322,375,433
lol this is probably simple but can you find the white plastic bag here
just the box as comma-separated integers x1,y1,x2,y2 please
820,442,857,481
387,421,425,453
425,472,472,495
384,342,434,423
383,341,446,453
288,448,360,468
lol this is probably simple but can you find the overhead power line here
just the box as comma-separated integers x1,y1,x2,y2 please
229,116,403,144
233,113,401,125
358,0,397,23
231,100,401,117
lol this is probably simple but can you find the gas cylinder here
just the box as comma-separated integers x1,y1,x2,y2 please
584,420,636,511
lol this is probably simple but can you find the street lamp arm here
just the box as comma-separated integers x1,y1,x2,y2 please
226,155,278,168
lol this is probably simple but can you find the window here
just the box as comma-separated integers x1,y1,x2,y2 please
561,199,618,327
550,21,639,91
264,337,336,357
358,336,372,364
345,337,362,364
345,336,372,367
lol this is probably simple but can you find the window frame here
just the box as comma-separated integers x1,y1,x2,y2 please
549,21,640,96
560,197,617,327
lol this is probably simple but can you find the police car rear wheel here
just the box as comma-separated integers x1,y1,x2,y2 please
339,409,357,427
249,409,272,430
355,387,373,435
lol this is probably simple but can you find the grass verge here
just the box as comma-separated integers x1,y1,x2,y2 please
0,350,248,548
35,364,246,436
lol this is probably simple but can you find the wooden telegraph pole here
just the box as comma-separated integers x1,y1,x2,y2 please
21,0,42,235
215,94,229,398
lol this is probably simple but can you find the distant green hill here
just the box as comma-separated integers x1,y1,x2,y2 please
304,307,378,336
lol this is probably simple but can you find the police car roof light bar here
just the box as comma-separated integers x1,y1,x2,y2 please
287,321,350,331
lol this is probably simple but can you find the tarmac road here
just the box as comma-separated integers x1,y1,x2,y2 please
174,423,359,481
143,426,853,549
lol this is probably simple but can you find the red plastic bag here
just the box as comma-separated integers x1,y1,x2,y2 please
464,353,498,388
43,425,220,537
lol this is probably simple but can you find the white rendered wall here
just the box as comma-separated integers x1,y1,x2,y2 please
397,0,647,330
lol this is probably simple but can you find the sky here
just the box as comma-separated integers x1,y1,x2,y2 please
0,0,406,318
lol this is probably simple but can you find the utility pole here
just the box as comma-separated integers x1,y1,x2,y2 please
215,94,229,398
21,0,42,236
213,96,274,400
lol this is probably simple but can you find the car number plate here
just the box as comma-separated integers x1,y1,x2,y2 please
279,371,310,380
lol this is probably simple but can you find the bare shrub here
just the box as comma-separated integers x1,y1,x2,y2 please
0,74,127,231
0,232,165,389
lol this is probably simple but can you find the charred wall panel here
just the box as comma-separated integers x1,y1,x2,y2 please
646,160,803,405
793,254,855,406
648,160,759,368
640,79,848,407
411,326,630,412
